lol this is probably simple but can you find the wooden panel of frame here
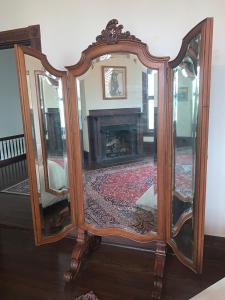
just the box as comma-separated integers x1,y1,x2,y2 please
166,18,213,273
13,18,213,298
66,20,170,244
15,45,76,245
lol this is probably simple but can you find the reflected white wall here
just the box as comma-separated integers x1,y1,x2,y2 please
0,49,23,138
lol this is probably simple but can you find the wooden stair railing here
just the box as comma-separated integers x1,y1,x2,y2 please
0,134,26,167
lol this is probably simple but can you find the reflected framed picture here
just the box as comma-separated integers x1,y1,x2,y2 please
178,87,188,101
102,66,127,99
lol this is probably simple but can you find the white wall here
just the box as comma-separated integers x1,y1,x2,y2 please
80,55,143,113
0,0,225,236
0,49,23,137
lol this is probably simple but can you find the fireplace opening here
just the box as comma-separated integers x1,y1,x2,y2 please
101,125,138,160
87,108,143,168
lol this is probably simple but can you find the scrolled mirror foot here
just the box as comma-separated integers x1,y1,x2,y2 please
64,258,82,283
64,230,102,283
152,241,166,299
64,270,75,283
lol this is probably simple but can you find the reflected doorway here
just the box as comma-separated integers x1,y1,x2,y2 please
0,25,41,230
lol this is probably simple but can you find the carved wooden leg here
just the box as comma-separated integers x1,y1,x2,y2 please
64,229,102,283
152,241,166,299
64,229,88,282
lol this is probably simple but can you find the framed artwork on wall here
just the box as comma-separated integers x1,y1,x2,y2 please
102,66,127,99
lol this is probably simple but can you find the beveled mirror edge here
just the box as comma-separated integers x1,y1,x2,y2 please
169,18,213,68
34,70,69,198
15,44,76,245
66,19,170,243
166,17,213,273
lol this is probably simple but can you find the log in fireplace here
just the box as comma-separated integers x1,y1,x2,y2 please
87,108,143,168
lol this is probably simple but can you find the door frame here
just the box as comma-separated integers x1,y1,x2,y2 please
0,24,41,50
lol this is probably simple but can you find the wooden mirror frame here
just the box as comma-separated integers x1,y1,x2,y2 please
166,18,213,273
66,19,170,243
15,45,76,245
14,18,213,299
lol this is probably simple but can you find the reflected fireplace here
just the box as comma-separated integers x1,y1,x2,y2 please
87,108,143,168
103,124,137,159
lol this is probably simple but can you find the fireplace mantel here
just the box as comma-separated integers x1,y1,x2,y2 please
89,108,141,117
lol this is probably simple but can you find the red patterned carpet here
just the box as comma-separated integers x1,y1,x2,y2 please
175,147,193,198
1,149,193,235
86,161,156,206
84,159,157,234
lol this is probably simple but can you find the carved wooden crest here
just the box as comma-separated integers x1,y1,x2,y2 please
93,19,141,46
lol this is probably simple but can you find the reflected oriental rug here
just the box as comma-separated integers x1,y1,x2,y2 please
84,159,157,234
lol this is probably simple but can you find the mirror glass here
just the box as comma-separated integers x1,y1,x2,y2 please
25,54,71,236
76,53,158,235
35,72,68,195
171,34,201,259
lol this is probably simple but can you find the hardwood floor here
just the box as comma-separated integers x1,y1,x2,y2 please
0,160,224,299
0,193,32,229
0,159,32,229
0,159,27,190
0,227,225,300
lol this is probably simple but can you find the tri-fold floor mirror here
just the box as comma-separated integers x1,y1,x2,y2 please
15,18,213,299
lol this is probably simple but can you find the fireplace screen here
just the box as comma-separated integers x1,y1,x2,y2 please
102,125,137,160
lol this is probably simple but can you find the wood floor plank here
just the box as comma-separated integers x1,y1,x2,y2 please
0,227,225,300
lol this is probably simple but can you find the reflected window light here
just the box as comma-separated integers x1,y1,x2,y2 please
100,54,111,61
58,80,65,134
76,79,81,99
148,70,156,97
148,100,154,130
147,70,157,130
181,68,188,78
196,66,200,84
58,80,63,99
173,69,179,122
45,71,57,80
45,77,52,86
59,101,65,129
76,79,83,129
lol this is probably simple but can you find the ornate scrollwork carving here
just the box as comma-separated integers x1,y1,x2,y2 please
92,19,141,46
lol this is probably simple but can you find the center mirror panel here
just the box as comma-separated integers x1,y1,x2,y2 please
76,53,158,235
24,54,71,237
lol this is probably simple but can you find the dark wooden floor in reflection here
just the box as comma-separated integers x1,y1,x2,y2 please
0,159,32,229
0,192,32,229
0,159,28,190
0,227,225,300
0,159,70,234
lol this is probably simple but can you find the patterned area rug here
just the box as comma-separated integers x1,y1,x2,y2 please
74,291,99,300
84,159,157,234
175,147,193,198
1,179,30,195
0,150,193,234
